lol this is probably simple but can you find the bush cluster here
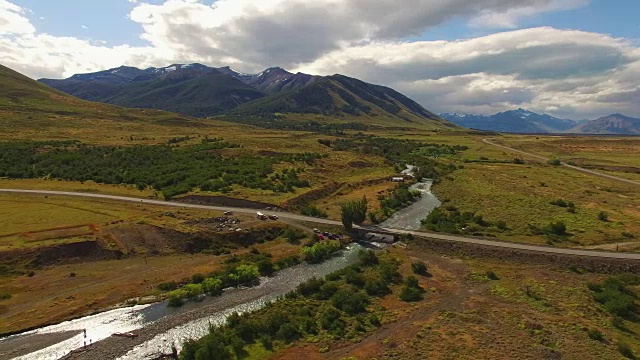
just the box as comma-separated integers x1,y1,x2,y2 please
588,274,640,318
301,240,342,263
180,251,400,359
163,251,294,307
422,206,503,235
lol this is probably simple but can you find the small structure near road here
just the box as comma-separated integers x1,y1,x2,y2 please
353,228,398,244
391,177,405,182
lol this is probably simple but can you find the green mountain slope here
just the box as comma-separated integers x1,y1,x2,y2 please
102,68,266,117
229,74,452,128
0,64,205,140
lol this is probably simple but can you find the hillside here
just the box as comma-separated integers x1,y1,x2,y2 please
568,113,640,135
0,63,212,143
440,109,577,133
231,74,448,127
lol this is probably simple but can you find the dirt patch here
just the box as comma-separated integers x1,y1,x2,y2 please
0,240,123,269
176,195,282,210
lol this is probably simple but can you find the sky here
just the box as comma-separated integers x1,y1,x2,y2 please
1,0,639,119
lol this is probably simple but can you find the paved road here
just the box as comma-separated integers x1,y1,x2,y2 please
2,188,640,260
483,138,640,186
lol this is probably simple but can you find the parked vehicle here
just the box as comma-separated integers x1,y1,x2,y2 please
224,211,233,216
313,228,320,233
256,212,267,220
268,214,279,220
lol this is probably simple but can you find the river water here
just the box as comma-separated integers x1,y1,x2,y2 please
380,179,441,231
3,171,442,360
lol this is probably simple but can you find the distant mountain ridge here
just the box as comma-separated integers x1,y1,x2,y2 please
38,64,448,127
568,114,640,135
440,109,578,133
440,109,640,135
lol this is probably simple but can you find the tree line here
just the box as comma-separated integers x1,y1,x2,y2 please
0,140,322,199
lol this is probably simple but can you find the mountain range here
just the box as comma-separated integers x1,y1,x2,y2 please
440,109,640,135
39,64,446,127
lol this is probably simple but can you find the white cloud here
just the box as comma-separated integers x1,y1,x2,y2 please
469,0,589,28
0,0,638,119
0,0,36,34
295,27,640,118
81,25,88,30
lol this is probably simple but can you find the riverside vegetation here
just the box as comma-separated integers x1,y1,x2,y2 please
179,250,409,359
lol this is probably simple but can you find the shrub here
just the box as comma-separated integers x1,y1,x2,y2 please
587,328,604,342
546,221,567,236
167,296,183,308
589,274,639,318
598,211,609,222
69,272,76,278
256,258,275,276
550,199,568,207
399,286,423,302
183,284,204,299
284,227,306,244
202,277,223,296
158,281,178,291
301,240,342,263
0,292,11,300
301,206,328,218
486,270,499,280
547,159,561,166
411,261,430,276
297,277,325,297
358,250,379,267
618,342,636,359
190,273,205,284
399,276,424,302
364,278,390,297
496,220,508,230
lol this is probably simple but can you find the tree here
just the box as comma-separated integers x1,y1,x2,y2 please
341,202,354,230
340,196,368,230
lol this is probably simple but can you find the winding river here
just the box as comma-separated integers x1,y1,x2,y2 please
380,178,441,231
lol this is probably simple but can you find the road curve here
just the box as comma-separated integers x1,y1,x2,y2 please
2,188,640,260
483,138,640,186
